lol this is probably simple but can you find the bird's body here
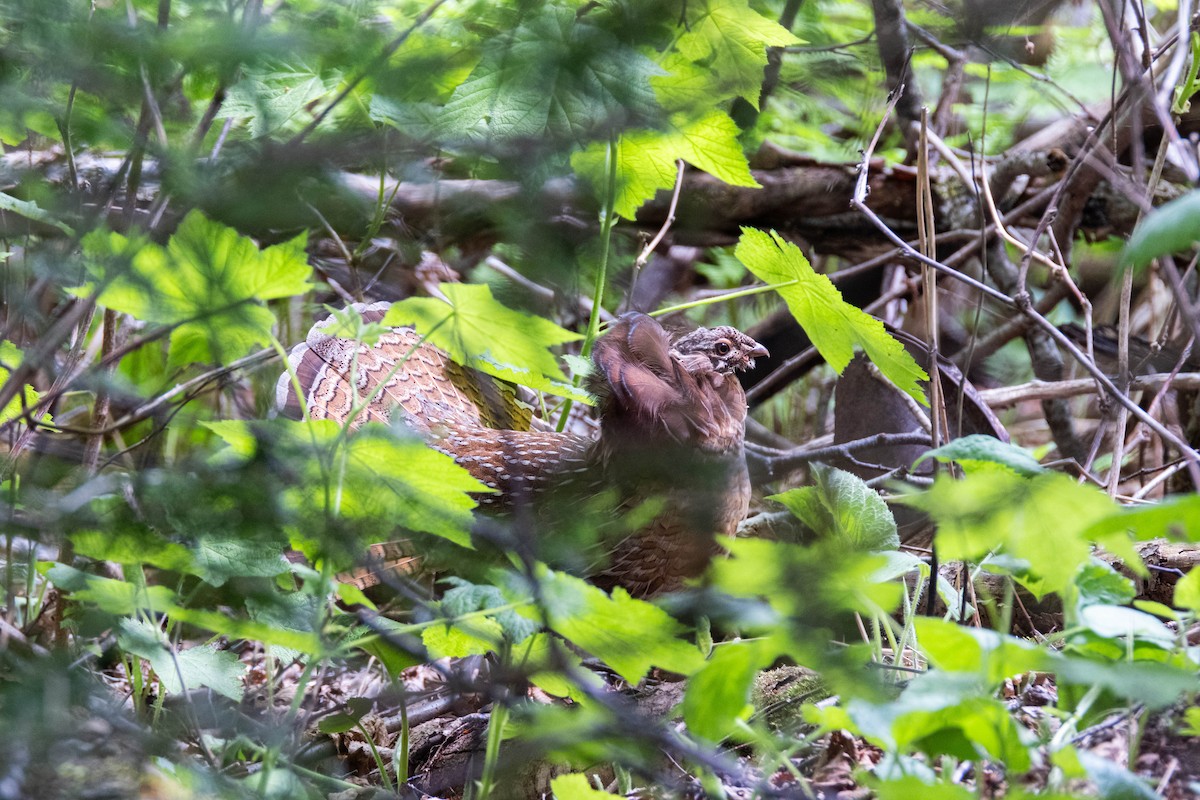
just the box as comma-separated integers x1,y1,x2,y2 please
277,305,766,596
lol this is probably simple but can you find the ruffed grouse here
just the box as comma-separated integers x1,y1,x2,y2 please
276,304,766,597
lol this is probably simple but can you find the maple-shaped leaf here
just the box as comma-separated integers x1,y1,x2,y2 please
206,419,486,550
382,283,589,402
520,567,705,684
83,211,312,368
571,110,759,219
440,6,661,148
217,63,338,138
675,0,800,109
735,228,928,403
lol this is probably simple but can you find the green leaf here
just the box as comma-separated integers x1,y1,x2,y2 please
209,419,487,549
836,671,1036,772
1083,493,1200,542
1077,752,1158,800
735,228,928,403
1119,189,1200,271
382,283,588,402
0,342,48,425
117,619,246,699
571,110,759,219
916,434,1044,476
914,618,1049,685
1077,605,1175,647
683,638,776,742
1175,566,1200,611
218,63,337,138
70,528,196,574
84,211,312,368
527,568,705,684
551,773,619,800
0,191,74,236
768,464,899,551
1054,657,1198,709
871,777,975,800
191,534,290,587
673,0,801,108
422,617,506,658
899,470,1115,598
440,7,660,147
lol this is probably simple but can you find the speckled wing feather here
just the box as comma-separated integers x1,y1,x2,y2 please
276,302,531,433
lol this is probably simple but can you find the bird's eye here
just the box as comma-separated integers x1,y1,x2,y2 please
714,340,731,355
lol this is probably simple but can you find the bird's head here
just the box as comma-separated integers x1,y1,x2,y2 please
672,326,769,374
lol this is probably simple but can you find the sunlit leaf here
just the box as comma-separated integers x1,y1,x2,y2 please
769,464,898,551
83,211,312,368
735,228,928,403
916,434,1044,476
440,6,660,147
674,0,801,108
899,470,1115,598
524,568,705,684
571,110,758,219
683,638,776,742
383,283,588,402
551,773,619,799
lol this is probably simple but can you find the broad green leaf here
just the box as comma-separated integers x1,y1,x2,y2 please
735,228,928,403
70,529,196,574
1054,657,1198,709
683,638,776,742
914,618,1049,685
1175,566,1200,611
0,191,74,236
517,632,599,703
916,434,1044,476
527,568,705,684
422,617,506,658
1074,561,1136,609
51,565,322,653
84,211,312,368
1083,493,1200,542
674,0,801,108
191,535,291,587
438,578,538,642
712,538,904,619
440,6,660,147
118,619,247,700
899,470,1115,598
1077,605,1175,647
769,464,899,551
0,342,48,425
551,773,619,799
833,671,1036,772
871,777,975,800
1119,189,1200,271
48,567,180,615
382,283,588,402
1077,752,1158,799
208,419,487,548
571,110,759,219
218,64,337,138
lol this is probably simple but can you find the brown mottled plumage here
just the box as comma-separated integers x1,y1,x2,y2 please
277,307,766,597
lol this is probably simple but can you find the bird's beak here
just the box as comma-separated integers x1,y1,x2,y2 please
742,341,769,370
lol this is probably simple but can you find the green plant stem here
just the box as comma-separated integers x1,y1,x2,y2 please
649,279,799,318
557,135,619,432
475,678,510,800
